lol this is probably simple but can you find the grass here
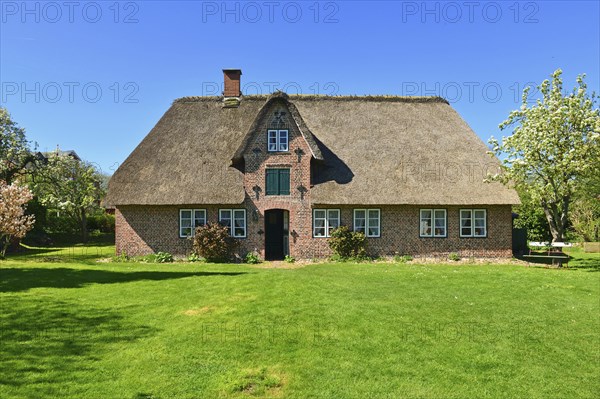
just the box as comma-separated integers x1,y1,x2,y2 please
0,245,598,398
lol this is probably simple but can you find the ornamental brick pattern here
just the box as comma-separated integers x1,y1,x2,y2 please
115,99,513,259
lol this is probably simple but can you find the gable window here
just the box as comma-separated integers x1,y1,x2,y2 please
460,209,487,237
179,209,206,238
265,168,290,195
420,209,447,237
354,209,381,237
219,209,246,238
267,129,289,152
313,209,340,237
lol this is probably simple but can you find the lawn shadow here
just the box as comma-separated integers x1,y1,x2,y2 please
0,267,247,293
0,296,153,393
566,257,600,272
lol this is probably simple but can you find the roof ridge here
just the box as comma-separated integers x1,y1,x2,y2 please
173,94,449,104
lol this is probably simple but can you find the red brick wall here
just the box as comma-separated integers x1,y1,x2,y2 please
115,204,513,258
115,99,513,259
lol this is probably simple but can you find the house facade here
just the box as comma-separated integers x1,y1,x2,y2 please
105,69,520,259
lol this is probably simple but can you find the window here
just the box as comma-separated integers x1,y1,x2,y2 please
313,209,340,237
219,209,246,238
265,168,290,195
460,209,487,237
179,209,206,238
420,209,447,237
267,129,289,152
354,209,381,237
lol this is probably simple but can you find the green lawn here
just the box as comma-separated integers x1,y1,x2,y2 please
0,246,598,398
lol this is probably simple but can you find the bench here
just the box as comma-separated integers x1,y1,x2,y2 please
524,242,573,267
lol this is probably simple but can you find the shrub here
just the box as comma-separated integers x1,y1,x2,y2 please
394,254,413,263
245,251,261,264
284,254,295,263
192,223,237,262
448,252,461,261
155,252,174,263
112,253,129,263
187,253,204,263
328,226,367,260
87,212,115,233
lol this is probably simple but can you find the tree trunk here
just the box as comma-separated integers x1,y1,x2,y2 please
81,208,88,243
542,197,569,242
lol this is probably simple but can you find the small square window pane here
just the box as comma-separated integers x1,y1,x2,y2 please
181,210,192,219
434,210,445,219
475,218,485,227
181,227,192,237
234,227,245,237
474,210,486,219
314,210,326,219
314,219,325,228
181,219,192,228
368,227,379,236
461,218,472,227
461,227,472,236
475,227,486,236
314,227,326,237
461,210,472,219
421,210,432,219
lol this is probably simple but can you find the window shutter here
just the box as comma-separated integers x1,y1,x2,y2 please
266,169,279,195
279,169,290,195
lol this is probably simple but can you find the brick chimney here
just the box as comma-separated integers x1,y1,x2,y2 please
223,69,242,97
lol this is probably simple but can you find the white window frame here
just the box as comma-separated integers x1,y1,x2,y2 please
267,129,289,152
219,209,246,238
419,209,447,238
179,209,206,238
460,209,487,238
353,209,381,238
313,209,340,238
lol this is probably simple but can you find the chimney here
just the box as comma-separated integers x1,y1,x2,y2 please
223,69,242,97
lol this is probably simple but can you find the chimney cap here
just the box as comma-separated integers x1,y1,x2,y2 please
223,69,242,75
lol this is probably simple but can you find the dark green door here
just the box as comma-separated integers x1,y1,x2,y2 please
265,209,285,260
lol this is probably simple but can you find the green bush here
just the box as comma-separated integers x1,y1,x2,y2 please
192,223,238,262
155,252,174,263
328,226,367,260
245,252,261,264
187,253,204,263
284,255,295,263
394,254,413,263
112,253,129,263
448,252,461,262
87,212,115,233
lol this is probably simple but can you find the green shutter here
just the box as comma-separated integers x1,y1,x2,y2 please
266,169,279,195
266,169,290,195
279,169,290,195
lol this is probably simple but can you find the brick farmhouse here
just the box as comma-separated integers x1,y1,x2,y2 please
105,70,520,260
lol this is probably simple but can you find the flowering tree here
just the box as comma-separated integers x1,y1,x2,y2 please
0,181,35,258
34,152,104,242
489,70,600,242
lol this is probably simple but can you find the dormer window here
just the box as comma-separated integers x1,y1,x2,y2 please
268,129,289,152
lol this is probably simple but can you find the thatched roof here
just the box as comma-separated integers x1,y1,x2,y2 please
105,93,519,206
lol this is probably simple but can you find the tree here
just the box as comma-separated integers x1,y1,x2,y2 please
0,107,35,184
34,152,104,242
0,181,35,258
489,70,600,242
570,174,600,242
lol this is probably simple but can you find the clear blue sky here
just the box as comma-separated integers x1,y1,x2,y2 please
1,0,598,174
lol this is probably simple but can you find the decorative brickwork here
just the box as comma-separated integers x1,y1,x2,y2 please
115,99,513,259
